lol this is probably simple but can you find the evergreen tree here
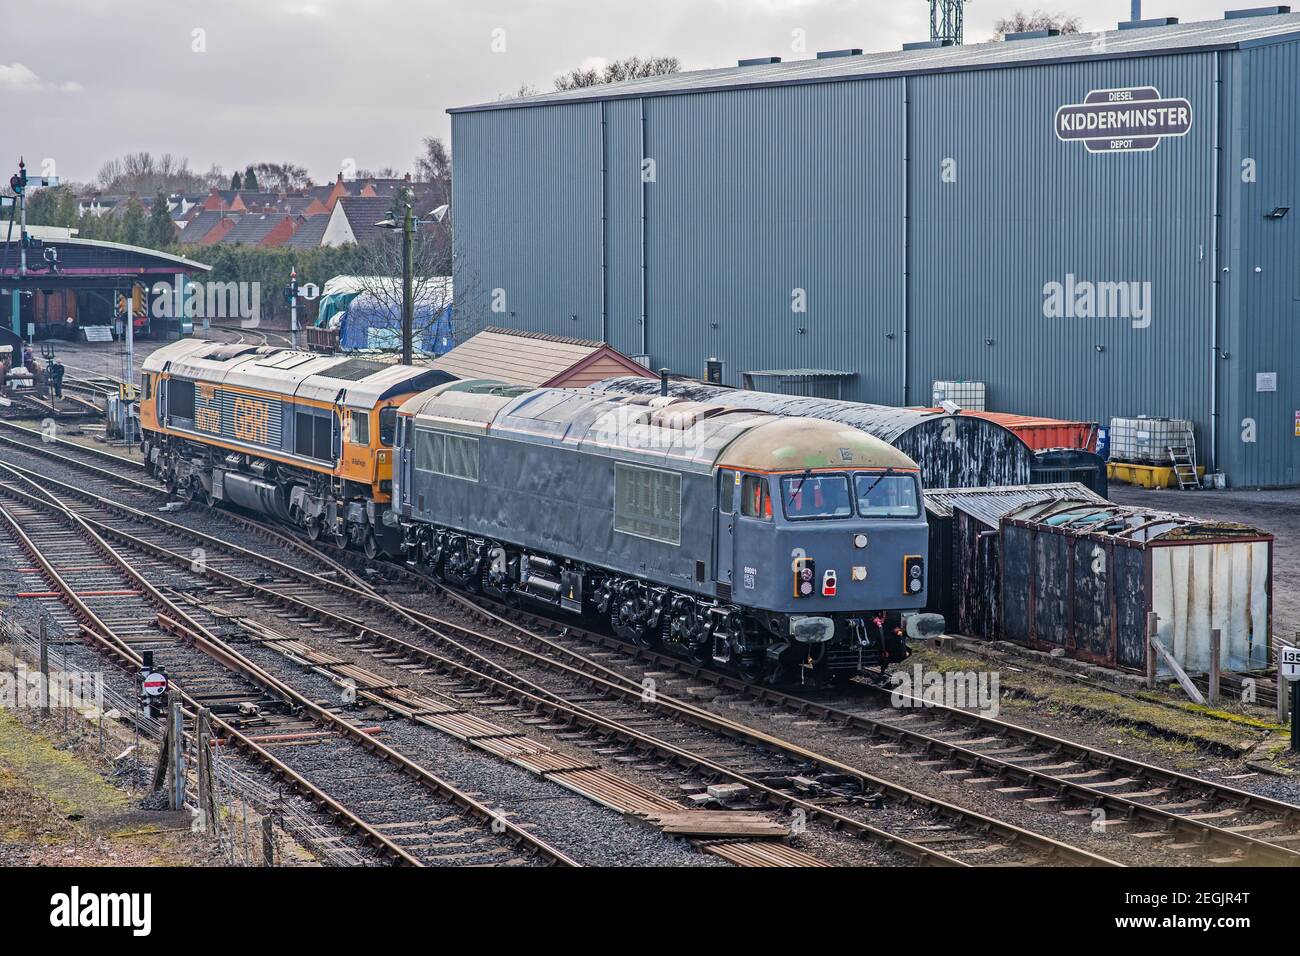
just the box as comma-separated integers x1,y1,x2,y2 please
243,166,259,190
146,191,175,248
119,198,146,247
231,170,242,190
25,185,78,228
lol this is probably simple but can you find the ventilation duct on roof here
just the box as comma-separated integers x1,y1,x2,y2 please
1119,16,1180,29
738,56,781,66
1224,5,1291,16
902,39,955,50
1004,28,1061,40
815,48,863,58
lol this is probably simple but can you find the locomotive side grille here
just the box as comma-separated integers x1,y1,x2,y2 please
193,384,284,448
715,581,732,600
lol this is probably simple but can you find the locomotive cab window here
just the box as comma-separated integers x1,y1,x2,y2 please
740,474,771,521
781,473,852,520
854,471,921,518
717,469,735,515
168,378,196,423
615,463,681,545
378,406,397,446
349,411,369,445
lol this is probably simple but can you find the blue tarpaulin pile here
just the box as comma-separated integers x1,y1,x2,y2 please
317,275,454,355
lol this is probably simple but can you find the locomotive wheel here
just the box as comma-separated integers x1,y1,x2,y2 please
304,518,321,542
363,532,380,560
164,475,178,497
610,606,648,646
737,652,766,684
331,529,348,549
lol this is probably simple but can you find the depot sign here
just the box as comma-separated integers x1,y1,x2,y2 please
1055,86,1193,153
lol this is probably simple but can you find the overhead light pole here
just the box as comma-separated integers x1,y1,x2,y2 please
376,193,448,366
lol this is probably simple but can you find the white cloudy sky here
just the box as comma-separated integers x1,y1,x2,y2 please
1,0,1248,186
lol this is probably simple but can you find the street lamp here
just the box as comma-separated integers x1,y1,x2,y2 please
376,195,450,365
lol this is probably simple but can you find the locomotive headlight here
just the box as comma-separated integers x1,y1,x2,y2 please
793,557,816,598
853,533,868,549
902,555,924,596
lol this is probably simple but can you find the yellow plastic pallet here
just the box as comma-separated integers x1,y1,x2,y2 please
1107,461,1206,490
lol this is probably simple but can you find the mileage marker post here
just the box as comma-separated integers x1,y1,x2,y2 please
1280,644,1300,751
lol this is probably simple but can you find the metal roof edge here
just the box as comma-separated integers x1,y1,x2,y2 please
448,40,1255,116
48,236,213,272
1237,27,1300,46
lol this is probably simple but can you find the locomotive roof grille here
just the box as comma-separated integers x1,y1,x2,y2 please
324,358,394,382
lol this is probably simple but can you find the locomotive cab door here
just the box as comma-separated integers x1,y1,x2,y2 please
715,469,737,587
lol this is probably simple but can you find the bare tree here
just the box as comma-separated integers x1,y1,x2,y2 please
340,190,482,357
94,151,208,195
553,55,680,91
414,136,451,209
249,162,313,191
992,10,1082,39
201,164,228,189
499,82,541,100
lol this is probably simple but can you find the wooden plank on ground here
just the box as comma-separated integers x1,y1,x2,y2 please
642,811,790,838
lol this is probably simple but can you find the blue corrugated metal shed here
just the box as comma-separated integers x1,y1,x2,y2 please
449,10,1300,487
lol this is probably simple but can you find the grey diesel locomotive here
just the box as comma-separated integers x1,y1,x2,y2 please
394,381,930,683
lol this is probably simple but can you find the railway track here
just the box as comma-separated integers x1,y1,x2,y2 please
6,419,1296,865
0,465,578,868
452,595,1300,866
0,450,1123,867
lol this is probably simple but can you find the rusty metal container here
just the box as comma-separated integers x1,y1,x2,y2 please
1000,500,1272,675
922,483,1106,636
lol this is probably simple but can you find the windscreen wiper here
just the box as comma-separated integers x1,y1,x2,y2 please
786,468,812,507
858,467,897,500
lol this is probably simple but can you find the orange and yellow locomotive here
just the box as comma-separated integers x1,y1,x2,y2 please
140,338,453,555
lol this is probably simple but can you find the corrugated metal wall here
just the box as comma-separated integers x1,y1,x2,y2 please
452,103,604,340
451,39,1298,486
1222,41,1300,487
908,53,1216,438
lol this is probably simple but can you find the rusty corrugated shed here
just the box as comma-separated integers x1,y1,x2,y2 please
924,482,1106,522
